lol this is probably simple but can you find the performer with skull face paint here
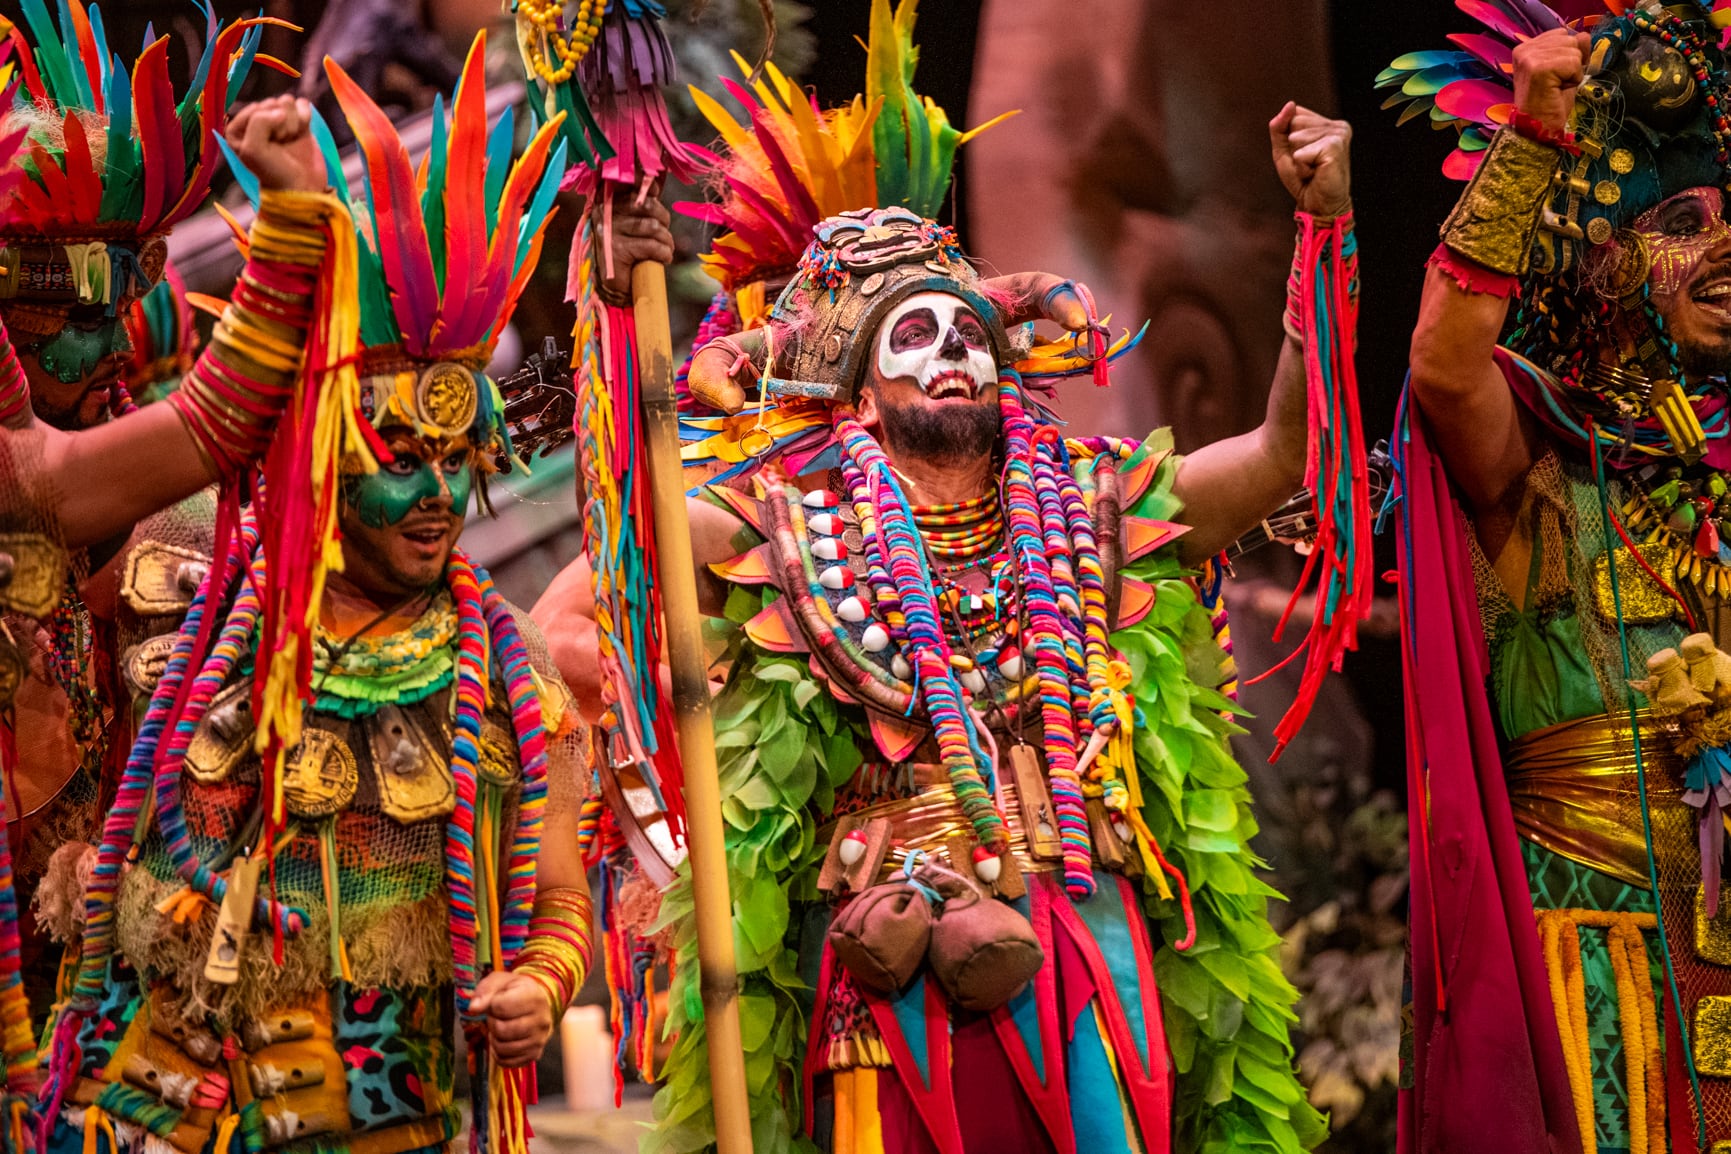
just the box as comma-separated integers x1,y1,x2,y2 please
1389,2,1731,1151
535,6,1357,1146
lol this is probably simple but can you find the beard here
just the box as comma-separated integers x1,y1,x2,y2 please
877,395,1000,465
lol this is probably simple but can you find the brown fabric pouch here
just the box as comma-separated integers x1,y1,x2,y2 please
926,872,1044,1012
827,879,934,996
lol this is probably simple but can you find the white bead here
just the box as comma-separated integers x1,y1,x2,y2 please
839,831,867,866
803,489,838,508
862,623,891,652
960,669,987,694
973,854,1002,885
997,649,1023,680
812,538,845,562
819,566,852,590
1113,817,1136,843
836,595,868,623
891,654,912,679
808,512,841,535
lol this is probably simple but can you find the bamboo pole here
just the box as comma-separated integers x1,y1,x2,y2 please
631,259,756,1154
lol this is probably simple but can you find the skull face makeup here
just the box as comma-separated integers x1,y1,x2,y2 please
875,291,999,401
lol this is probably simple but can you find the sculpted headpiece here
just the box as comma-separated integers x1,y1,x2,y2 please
766,206,1013,405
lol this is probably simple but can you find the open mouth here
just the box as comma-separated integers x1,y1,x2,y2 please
400,522,450,550
1692,278,1731,321
923,370,978,401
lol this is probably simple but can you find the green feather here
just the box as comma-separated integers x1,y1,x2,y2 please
423,95,450,292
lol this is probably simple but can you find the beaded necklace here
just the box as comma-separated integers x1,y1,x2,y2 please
831,374,1131,899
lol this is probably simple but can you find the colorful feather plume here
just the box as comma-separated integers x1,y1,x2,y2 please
678,0,1015,296
4,0,292,238
1373,0,1653,179
317,32,571,364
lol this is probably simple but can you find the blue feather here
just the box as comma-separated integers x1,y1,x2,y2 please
515,138,567,276
216,135,260,206
308,107,349,206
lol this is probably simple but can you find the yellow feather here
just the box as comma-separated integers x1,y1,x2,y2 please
956,108,1022,145
688,85,752,151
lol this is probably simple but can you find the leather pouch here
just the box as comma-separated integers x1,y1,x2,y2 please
827,876,935,996
926,872,1044,1012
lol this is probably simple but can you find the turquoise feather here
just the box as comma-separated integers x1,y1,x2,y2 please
514,138,566,278
424,95,450,291
98,56,134,221
483,108,513,235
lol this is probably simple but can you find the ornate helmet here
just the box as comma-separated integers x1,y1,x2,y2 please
0,0,280,328
227,31,570,467
1382,0,1731,279
765,206,1013,404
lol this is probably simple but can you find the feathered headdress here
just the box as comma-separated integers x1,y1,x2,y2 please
677,0,1015,310
223,30,570,464
1,0,288,311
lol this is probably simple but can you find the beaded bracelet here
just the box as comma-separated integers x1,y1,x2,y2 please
513,887,595,1019
167,191,341,476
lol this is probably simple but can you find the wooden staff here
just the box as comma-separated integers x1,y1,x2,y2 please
632,259,755,1154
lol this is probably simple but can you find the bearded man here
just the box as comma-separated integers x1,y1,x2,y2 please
1390,2,1731,1151
536,31,1356,1147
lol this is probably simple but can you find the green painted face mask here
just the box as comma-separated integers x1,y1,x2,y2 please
37,319,131,385
343,451,475,529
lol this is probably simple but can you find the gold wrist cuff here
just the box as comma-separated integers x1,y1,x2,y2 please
1439,128,1563,277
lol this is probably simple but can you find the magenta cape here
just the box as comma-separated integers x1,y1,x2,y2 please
1394,396,1581,1154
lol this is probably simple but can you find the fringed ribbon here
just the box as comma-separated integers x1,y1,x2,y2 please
570,218,684,830
251,201,366,864
1253,211,1372,760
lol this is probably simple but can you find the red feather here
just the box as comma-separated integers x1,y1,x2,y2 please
132,36,184,233
58,110,100,223
26,143,72,226
1436,77,1515,126
8,27,43,103
1447,32,1514,72
434,34,492,350
1443,148,1487,180
327,55,441,354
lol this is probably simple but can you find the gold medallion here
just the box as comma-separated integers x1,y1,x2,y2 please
1609,148,1636,174
1593,180,1621,206
1586,216,1614,245
414,362,479,436
282,728,358,817
477,717,519,786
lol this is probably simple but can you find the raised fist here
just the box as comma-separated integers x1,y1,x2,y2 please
225,95,328,195
1269,103,1352,220
1513,27,1591,134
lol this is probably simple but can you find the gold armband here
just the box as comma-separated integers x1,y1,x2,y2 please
1439,128,1564,277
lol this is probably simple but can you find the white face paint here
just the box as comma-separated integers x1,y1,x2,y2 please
874,291,997,400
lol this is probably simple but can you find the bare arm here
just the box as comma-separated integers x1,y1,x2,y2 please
1174,332,1309,562
1407,28,1589,554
